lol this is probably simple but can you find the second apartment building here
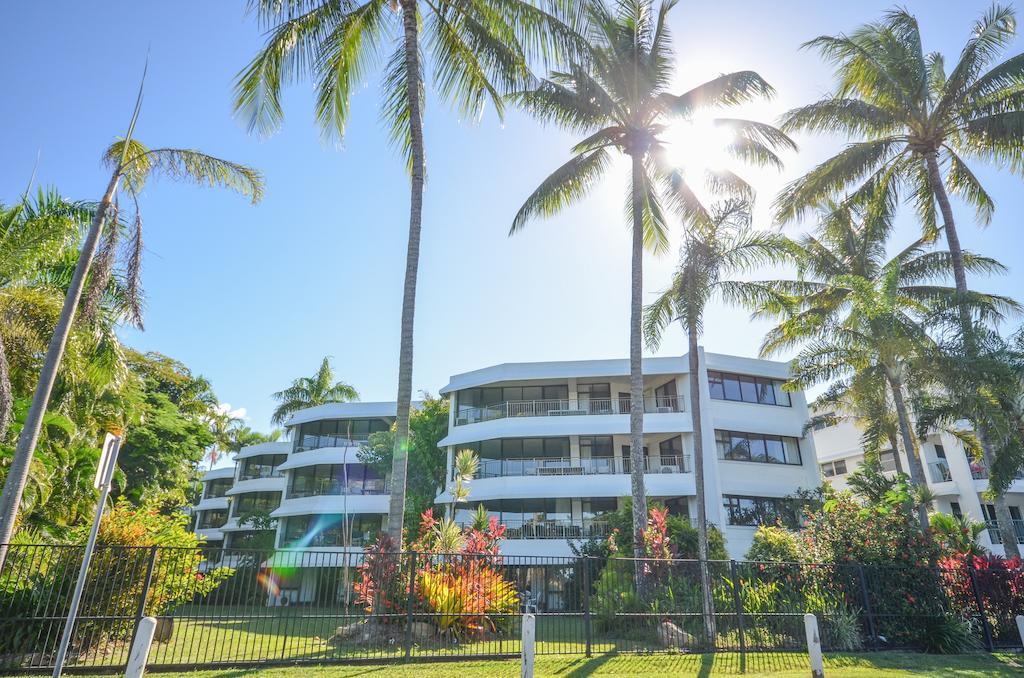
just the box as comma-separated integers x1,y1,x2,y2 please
436,349,820,559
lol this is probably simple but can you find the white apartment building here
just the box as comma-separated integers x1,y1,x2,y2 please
193,350,821,573
437,349,820,560
813,415,1024,557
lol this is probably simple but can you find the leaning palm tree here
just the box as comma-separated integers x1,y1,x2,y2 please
0,89,264,554
756,202,1015,532
235,0,581,543
270,357,359,426
510,0,793,560
643,199,788,644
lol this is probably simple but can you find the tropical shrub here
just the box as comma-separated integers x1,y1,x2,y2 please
746,526,802,562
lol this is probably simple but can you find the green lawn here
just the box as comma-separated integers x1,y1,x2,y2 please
16,652,1022,677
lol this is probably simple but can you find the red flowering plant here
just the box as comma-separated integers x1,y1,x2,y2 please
353,533,405,615
938,554,1024,631
640,507,677,581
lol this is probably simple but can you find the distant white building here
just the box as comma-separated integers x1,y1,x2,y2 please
812,412,1024,556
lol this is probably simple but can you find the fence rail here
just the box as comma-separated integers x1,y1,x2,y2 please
1,544,1022,672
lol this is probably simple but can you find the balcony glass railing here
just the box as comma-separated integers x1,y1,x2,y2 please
459,518,612,540
288,477,389,499
203,486,231,499
296,433,372,452
928,460,953,483
471,455,691,479
238,466,285,481
282,530,380,548
985,519,1024,544
454,396,682,426
970,463,1024,481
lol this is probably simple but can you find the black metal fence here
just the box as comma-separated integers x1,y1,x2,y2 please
1,544,1022,672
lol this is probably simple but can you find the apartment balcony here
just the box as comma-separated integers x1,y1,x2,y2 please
287,477,389,499
460,518,612,540
295,433,373,453
971,463,1024,481
985,519,1024,545
473,454,691,479
455,396,682,426
238,466,286,481
928,460,953,484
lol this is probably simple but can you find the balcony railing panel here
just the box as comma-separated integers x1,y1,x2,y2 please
288,477,389,499
238,466,285,481
296,433,372,452
455,395,682,426
928,460,952,483
985,519,1024,544
971,463,1024,481
470,454,691,479
458,518,611,540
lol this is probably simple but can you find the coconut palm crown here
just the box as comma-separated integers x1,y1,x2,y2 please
510,0,793,563
271,357,360,426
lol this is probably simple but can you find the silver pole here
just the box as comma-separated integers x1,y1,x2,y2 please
52,433,122,678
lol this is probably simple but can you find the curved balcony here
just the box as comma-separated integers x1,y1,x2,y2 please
272,493,389,518
459,518,611,540
194,496,229,512
472,454,690,479
455,396,682,426
226,476,286,496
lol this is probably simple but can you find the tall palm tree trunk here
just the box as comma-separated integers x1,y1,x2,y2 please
386,0,425,545
885,369,929,531
686,322,715,646
924,152,1020,557
0,172,120,570
627,151,649,568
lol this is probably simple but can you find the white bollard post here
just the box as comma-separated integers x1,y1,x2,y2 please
804,613,824,678
125,616,157,678
1016,614,1024,649
521,612,536,678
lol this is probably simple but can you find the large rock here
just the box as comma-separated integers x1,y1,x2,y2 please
408,621,433,640
333,622,364,640
656,620,695,649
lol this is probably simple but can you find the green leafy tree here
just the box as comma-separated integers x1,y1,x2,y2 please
270,357,358,426
359,394,449,531
511,0,792,561
0,83,263,553
236,0,580,543
643,199,788,636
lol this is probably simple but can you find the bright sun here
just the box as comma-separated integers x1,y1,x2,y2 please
662,114,736,179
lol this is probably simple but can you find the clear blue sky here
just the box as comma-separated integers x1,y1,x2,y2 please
3,1,1022,431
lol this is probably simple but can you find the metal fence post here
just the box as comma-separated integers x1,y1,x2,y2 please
857,564,877,650
129,546,159,655
582,556,592,658
729,560,745,672
404,551,417,661
966,557,994,651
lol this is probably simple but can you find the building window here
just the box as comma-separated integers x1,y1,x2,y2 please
723,495,801,528
879,450,898,472
934,444,946,459
820,459,848,477
198,509,228,529
950,502,963,519
238,454,287,480
653,380,678,410
288,464,386,497
232,491,281,517
204,478,233,498
707,371,791,406
462,437,571,477
715,430,802,465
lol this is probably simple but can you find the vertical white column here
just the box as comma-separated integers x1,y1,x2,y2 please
521,611,536,678
125,616,157,678
1016,614,1024,648
804,613,824,678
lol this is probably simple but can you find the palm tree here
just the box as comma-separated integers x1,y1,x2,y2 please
756,203,1014,532
775,4,1024,548
270,357,359,426
510,0,793,560
914,325,1024,555
235,0,581,543
776,4,1024,317
0,191,90,437
643,199,788,643
0,89,264,553
206,409,244,470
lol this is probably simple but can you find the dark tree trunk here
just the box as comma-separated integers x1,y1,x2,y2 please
687,321,716,645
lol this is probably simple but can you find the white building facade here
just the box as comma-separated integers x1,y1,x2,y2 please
813,415,1024,556
436,350,820,559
